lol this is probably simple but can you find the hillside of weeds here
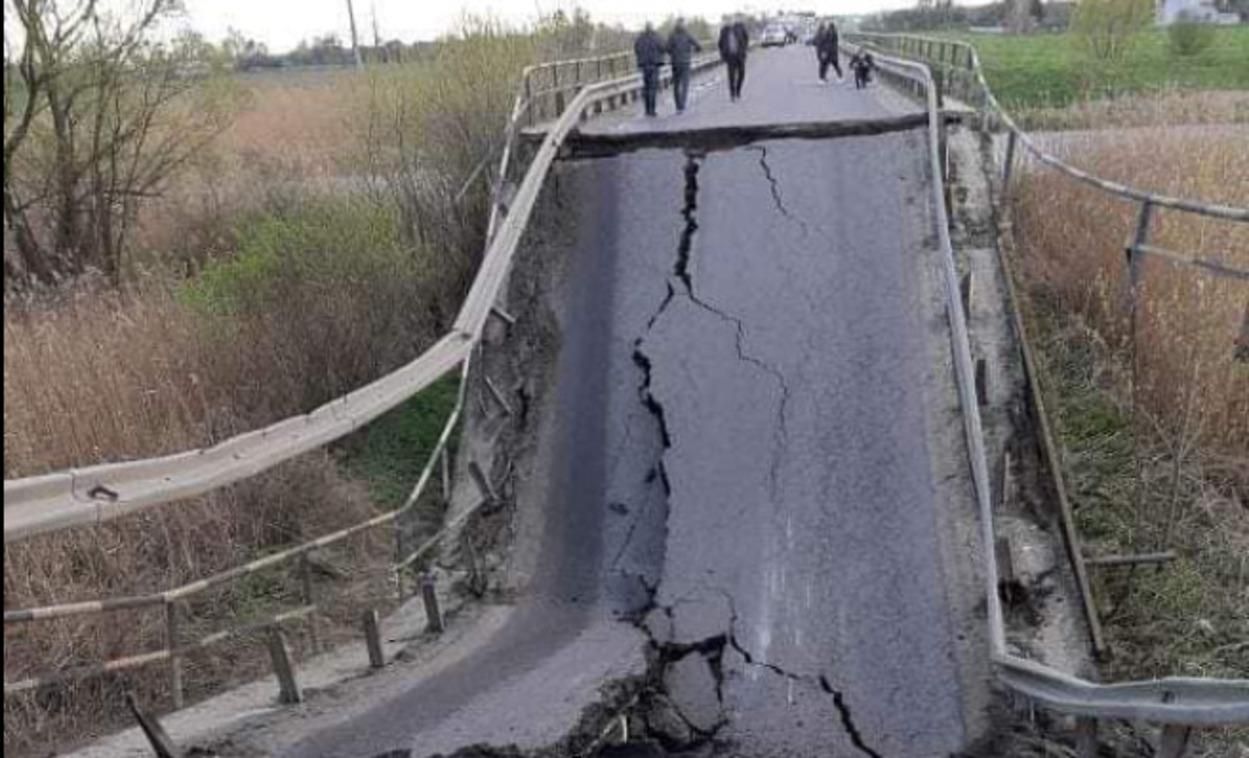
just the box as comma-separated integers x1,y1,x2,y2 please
3,14,628,755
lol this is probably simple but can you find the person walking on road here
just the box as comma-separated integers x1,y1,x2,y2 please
815,23,828,80
816,20,842,83
667,18,701,113
718,15,749,101
634,22,666,117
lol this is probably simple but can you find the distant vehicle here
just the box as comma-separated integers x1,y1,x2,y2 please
760,25,788,47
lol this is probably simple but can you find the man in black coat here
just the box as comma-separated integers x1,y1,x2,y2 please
817,20,842,82
634,22,666,117
666,18,702,113
718,15,749,101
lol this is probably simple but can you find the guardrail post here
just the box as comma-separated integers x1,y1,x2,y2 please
299,554,319,653
422,573,444,634
1002,130,1018,197
126,692,183,758
267,626,302,704
441,446,452,501
362,609,385,669
1236,303,1249,363
164,600,184,710
524,77,534,127
1127,199,1153,526
1158,725,1191,758
1075,716,1098,758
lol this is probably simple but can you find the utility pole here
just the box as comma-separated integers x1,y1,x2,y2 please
371,2,383,63
345,0,364,69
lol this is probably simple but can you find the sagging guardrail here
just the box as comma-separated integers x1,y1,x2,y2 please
3,48,722,712
845,36,1249,757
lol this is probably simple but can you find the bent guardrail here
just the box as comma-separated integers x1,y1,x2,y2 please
3,47,722,713
845,37,1249,757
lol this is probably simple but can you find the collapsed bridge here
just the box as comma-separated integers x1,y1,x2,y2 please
6,39,1247,758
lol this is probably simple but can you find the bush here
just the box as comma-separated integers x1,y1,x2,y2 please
1071,0,1154,61
182,195,448,410
1168,13,1217,57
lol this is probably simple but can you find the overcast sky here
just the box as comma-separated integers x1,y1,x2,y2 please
178,1,931,52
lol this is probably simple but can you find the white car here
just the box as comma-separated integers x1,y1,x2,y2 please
760,25,787,47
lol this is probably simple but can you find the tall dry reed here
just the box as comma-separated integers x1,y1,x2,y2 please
1012,126,1249,454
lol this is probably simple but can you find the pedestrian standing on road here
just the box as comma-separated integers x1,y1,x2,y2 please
817,19,842,83
718,15,750,101
815,23,828,80
667,18,702,113
635,22,666,117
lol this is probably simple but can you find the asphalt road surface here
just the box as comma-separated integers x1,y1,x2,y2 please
284,45,983,758
581,45,919,133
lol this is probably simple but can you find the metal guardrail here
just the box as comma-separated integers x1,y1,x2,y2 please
3,47,723,711
2,45,714,545
845,35,1249,756
7,35,1244,753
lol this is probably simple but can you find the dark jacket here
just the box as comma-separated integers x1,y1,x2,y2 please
667,27,702,69
635,29,666,69
718,23,748,61
817,23,839,57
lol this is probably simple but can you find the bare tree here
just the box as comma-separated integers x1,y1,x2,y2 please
4,0,236,287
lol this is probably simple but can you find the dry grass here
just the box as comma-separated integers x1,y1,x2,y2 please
1009,99,1248,754
1019,88,1249,131
2,234,441,753
4,18,623,754
1012,126,1249,454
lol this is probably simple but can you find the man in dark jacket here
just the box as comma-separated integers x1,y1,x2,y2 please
816,20,842,82
635,22,666,117
666,19,702,113
718,15,749,101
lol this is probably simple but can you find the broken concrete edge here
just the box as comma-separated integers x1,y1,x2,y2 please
547,114,936,159
974,126,1108,659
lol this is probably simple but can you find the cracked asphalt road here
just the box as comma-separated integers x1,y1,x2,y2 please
279,46,982,758
638,133,973,756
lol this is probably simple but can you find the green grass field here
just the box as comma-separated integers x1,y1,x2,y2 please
952,27,1249,108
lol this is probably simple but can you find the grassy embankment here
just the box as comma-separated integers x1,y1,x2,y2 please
989,28,1248,757
959,26,1249,108
3,21,604,756
922,27,1248,129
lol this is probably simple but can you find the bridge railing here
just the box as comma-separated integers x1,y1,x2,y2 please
2,49,722,715
845,35,1248,757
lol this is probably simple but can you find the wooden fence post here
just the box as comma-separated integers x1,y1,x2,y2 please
267,626,302,705
1075,716,1098,758
362,610,385,669
165,601,184,710
299,554,319,653
1158,725,1191,758
1002,130,1018,197
422,574,444,634
126,692,183,758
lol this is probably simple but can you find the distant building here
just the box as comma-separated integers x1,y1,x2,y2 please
1156,0,1240,25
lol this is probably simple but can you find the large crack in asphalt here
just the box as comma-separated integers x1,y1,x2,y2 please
632,150,792,511
610,149,881,756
